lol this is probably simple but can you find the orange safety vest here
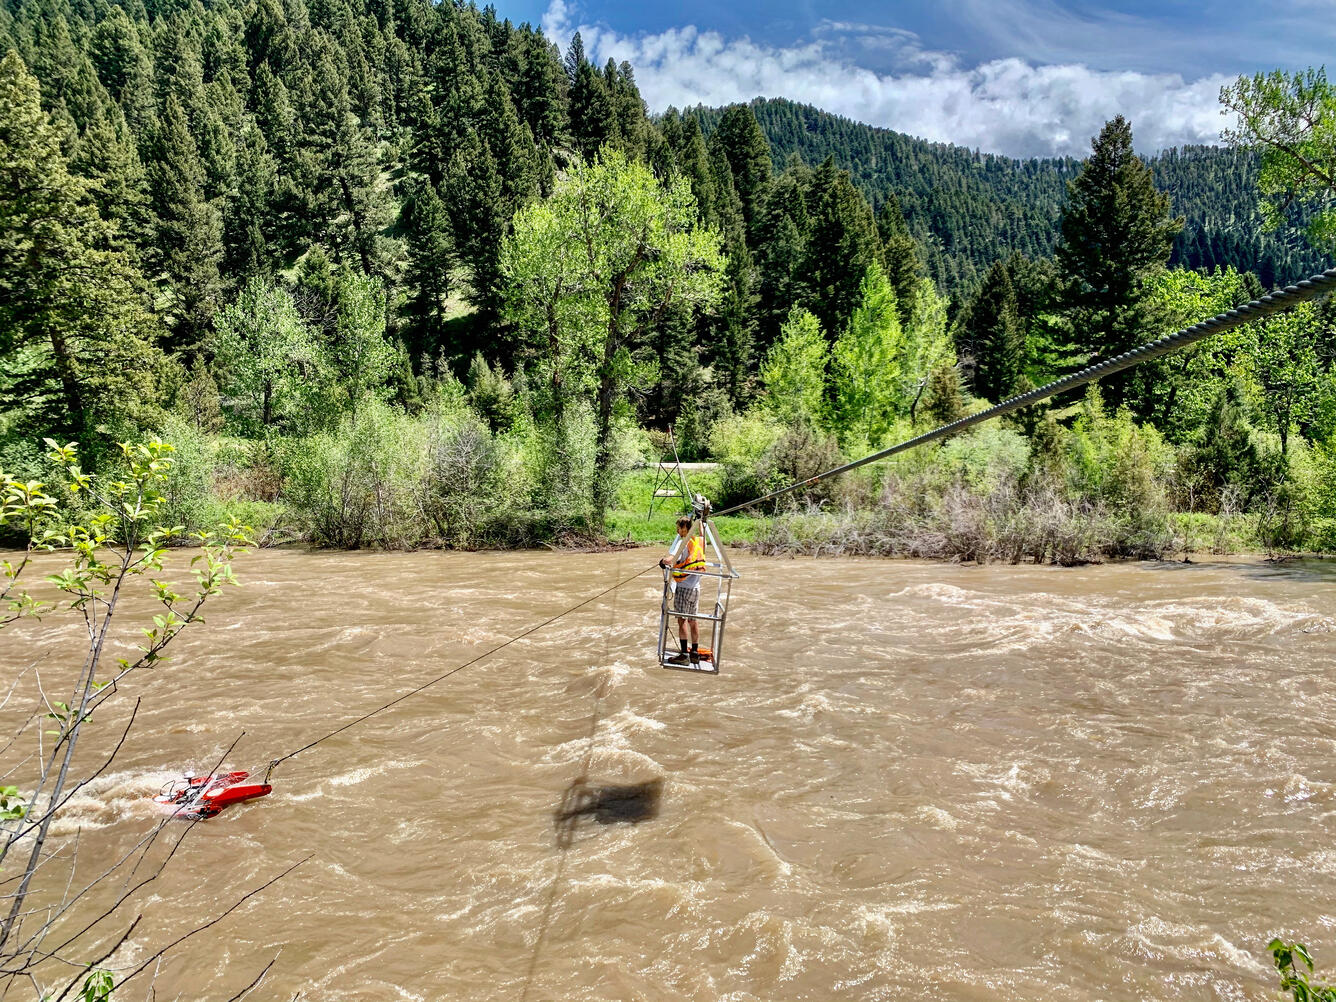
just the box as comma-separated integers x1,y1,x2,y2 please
672,535,706,582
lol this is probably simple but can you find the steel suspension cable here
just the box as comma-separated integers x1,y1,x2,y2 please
266,561,655,775
714,266,1336,518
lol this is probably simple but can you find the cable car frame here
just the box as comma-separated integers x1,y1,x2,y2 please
656,497,739,675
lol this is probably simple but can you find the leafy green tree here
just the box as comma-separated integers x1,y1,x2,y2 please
0,51,163,443
325,270,396,415
1222,68,1336,250
759,308,827,427
210,278,329,434
0,439,251,991
961,258,1025,403
1143,266,1257,436
1245,301,1328,457
502,150,726,523
1189,378,1262,510
1055,115,1182,411
830,262,905,449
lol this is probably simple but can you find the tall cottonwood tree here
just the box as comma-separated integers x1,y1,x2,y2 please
502,150,726,524
830,262,905,449
1222,67,1336,250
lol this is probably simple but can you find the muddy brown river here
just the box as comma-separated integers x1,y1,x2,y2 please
5,549,1336,1000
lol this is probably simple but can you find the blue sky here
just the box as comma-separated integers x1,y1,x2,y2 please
500,1,1335,157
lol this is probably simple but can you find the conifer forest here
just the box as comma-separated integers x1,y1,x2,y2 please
3,0,1336,560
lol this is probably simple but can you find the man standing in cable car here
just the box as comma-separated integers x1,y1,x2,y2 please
660,515,706,665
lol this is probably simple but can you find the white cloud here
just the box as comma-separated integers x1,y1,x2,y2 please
543,2,1233,158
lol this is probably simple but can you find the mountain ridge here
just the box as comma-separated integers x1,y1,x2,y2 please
690,96,1328,292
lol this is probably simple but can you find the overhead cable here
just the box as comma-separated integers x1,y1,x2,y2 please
715,266,1336,517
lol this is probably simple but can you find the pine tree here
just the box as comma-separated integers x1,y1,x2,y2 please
800,157,883,338
567,42,613,159
960,258,1025,403
876,193,921,327
1056,115,1182,409
753,163,813,348
223,122,279,280
89,7,148,103
297,39,393,276
401,177,452,365
69,103,150,259
0,51,162,441
513,27,564,151
146,95,224,351
443,127,505,322
604,59,648,161
708,103,772,237
673,114,716,226
921,358,966,426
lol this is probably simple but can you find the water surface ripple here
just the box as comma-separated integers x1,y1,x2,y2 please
6,551,1336,1000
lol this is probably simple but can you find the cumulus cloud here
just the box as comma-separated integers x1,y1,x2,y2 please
543,1,1232,158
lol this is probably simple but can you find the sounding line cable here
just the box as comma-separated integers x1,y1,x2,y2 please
714,266,1336,518
266,561,655,776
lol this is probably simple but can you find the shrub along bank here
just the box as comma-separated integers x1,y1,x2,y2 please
116,376,1334,565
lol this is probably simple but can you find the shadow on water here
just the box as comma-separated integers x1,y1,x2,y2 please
520,778,664,1002
554,777,663,850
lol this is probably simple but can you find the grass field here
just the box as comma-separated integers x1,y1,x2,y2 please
605,466,766,544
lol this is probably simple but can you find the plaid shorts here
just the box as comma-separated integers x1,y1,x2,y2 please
671,583,700,617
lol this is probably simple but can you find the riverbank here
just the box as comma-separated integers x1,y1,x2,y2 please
81,415,1329,562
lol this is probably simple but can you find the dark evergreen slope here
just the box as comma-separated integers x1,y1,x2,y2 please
693,98,1328,291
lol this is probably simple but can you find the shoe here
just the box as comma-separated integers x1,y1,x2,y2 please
664,653,690,666
689,651,700,664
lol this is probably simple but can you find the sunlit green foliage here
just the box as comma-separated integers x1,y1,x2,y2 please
830,262,905,450
502,149,725,525
759,308,827,427
1223,69,1336,250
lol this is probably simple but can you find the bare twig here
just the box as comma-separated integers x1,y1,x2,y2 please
224,952,281,1002
109,857,311,994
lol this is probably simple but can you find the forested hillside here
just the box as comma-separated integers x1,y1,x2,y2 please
693,98,1328,292
3,0,1336,561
